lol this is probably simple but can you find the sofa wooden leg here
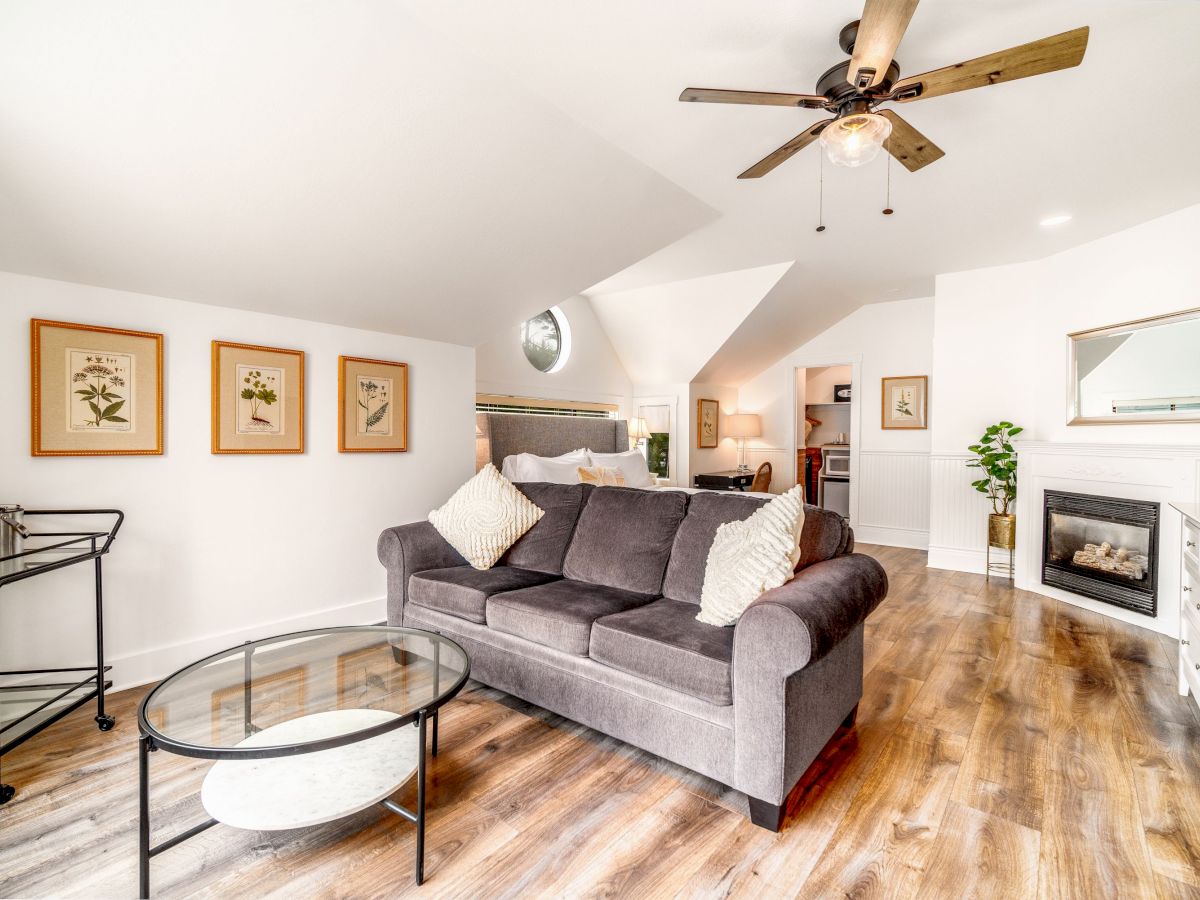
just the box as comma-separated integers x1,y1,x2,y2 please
842,702,859,729
748,797,786,832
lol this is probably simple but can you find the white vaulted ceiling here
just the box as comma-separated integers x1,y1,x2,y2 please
3,1,1199,382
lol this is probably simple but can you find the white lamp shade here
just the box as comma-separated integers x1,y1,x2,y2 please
724,413,761,439
628,416,652,440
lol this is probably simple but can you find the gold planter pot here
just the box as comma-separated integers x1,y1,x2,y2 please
988,513,1016,550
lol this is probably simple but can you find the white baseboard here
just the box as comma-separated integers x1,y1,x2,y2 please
109,596,386,693
853,524,929,550
927,545,988,575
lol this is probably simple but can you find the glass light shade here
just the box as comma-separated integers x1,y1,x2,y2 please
725,413,762,439
628,416,652,440
819,113,892,168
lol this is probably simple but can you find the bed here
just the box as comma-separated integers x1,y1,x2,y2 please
476,413,772,497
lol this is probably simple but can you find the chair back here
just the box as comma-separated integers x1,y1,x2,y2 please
750,461,772,493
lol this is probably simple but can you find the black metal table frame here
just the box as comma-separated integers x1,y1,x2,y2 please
136,625,469,898
0,509,124,805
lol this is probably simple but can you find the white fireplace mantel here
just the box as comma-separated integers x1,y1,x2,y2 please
1014,441,1200,637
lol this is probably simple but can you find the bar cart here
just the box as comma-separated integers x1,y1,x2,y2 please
0,509,124,804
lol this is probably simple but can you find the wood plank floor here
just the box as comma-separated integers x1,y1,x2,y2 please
3,545,1199,898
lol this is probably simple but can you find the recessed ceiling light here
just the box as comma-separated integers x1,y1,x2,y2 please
1040,214,1072,228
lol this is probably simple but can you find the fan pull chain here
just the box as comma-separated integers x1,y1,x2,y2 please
882,143,894,216
816,152,826,233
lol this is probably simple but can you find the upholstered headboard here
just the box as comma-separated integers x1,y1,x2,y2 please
477,413,629,469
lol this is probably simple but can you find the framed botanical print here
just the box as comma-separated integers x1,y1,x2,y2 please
697,398,718,448
211,341,305,454
31,319,164,456
338,356,408,452
881,375,929,430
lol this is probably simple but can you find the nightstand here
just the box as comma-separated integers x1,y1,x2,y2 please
693,470,754,491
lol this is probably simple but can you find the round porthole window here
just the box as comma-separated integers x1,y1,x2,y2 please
521,306,571,374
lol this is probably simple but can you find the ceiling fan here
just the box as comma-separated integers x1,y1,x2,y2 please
679,0,1089,178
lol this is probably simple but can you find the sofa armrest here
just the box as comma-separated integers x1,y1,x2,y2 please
377,521,467,626
731,552,887,804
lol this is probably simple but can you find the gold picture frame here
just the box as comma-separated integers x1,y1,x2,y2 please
697,398,718,448
881,375,928,430
211,341,305,454
338,356,409,453
31,319,164,456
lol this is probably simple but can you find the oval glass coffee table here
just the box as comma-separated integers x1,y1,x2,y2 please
136,626,469,897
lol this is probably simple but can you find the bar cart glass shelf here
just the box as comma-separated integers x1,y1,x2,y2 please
0,509,124,805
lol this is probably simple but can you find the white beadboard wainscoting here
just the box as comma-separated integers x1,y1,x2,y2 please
854,450,931,549
928,452,992,573
1014,442,1200,637
745,446,793,492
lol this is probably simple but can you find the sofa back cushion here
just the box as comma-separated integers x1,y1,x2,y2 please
502,482,591,575
562,487,688,595
662,492,767,604
662,493,852,604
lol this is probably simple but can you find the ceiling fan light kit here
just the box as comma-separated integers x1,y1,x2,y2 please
679,1,1089,182
819,112,892,168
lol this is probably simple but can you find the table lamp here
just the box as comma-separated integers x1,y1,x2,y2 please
725,413,761,472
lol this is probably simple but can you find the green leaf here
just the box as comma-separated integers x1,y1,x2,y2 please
101,400,125,418
240,388,255,400
365,401,389,429
75,389,97,396
998,421,1013,429
1008,426,1024,436
105,415,128,423
88,401,101,418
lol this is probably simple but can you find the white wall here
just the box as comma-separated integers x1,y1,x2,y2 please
0,271,475,690
928,203,1200,572
475,294,633,415
738,297,935,548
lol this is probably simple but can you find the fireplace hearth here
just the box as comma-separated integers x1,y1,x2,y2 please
1042,490,1160,616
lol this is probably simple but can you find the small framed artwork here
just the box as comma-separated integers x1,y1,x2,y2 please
31,319,164,456
697,398,719,448
881,376,929,430
338,356,409,453
834,383,852,403
211,341,305,454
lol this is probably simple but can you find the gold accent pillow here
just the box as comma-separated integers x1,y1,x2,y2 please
577,466,626,486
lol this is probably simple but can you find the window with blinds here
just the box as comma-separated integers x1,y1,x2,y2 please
475,394,617,419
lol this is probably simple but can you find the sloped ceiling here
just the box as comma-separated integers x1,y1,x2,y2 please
588,262,792,385
3,1,1200,384
0,1,715,346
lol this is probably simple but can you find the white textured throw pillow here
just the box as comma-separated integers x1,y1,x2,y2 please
696,486,806,627
428,464,545,570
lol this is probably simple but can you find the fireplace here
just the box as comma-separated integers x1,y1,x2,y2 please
1042,490,1160,616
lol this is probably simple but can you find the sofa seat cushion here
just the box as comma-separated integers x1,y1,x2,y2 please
590,599,735,705
486,579,656,656
409,566,560,625
562,486,689,595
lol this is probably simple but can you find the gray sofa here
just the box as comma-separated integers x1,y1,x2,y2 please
377,483,887,830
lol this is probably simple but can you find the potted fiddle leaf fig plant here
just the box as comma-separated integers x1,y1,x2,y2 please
967,420,1024,551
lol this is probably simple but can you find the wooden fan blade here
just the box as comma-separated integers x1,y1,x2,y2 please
878,109,944,172
890,26,1089,102
679,88,829,110
737,120,833,179
849,0,921,89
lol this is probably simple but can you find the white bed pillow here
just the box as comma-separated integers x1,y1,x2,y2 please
696,485,806,627
588,449,653,488
521,456,594,484
500,449,590,482
428,464,545,569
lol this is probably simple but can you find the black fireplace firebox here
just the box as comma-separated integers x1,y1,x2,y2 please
1042,490,1160,617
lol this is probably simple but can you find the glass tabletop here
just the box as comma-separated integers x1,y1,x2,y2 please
139,626,469,758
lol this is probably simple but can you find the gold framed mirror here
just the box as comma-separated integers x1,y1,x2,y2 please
1068,306,1200,425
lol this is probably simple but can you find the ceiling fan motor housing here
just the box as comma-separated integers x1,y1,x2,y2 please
824,20,901,111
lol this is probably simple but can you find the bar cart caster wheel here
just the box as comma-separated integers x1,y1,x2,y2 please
0,784,14,804
96,715,115,732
